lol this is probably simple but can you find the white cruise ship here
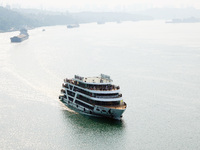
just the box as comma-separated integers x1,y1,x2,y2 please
59,74,127,120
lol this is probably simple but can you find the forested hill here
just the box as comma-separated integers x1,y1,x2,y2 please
0,7,75,32
0,6,35,32
0,6,153,32
1,6,200,32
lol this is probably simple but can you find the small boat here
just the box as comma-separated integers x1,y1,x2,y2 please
10,29,29,43
67,24,80,28
59,74,127,120
97,21,105,25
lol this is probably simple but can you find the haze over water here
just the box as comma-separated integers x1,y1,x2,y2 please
0,21,200,150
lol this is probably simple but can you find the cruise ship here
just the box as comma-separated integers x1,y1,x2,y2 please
59,74,127,120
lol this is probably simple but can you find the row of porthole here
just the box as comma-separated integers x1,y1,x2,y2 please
76,104,92,114
96,108,106,113
84,107,92,114
66,101,93,114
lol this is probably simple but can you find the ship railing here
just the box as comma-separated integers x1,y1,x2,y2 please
95,94,122,99
87,85,120,91
87,86,119,91
64,78,120,91
74,88,120,99
84,85,120,91
64,78,74,84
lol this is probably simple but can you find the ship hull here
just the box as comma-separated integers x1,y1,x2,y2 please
59,96,125,120
10,36,29,43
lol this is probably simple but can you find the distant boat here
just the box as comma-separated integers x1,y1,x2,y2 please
116,20,122,24
10,29,29,43
166,17,200,23
67,24,80,28
97,21,105,25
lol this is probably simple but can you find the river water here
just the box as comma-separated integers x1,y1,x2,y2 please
0,21,200,150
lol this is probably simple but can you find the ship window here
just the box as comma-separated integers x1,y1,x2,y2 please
68,97,73,102
69,85,73,90
75,100,94,110
67,90,75,97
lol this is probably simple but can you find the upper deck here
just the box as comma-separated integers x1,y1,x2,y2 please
64,74,120,93
74,74,113,85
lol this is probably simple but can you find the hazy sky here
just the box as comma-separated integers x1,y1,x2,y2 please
2,0,200,11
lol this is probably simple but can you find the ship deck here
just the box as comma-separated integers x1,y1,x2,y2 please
64,79,120,91
104,104,127,110
96,102,127,110
82,77,109,83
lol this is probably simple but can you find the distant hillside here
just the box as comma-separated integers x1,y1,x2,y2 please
71,12,152,23
138,7,200,20
0,7,154,32
0,6,35,32
0,7,75,32
15,9,152,25
1,6,200,32
14,8,76,26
